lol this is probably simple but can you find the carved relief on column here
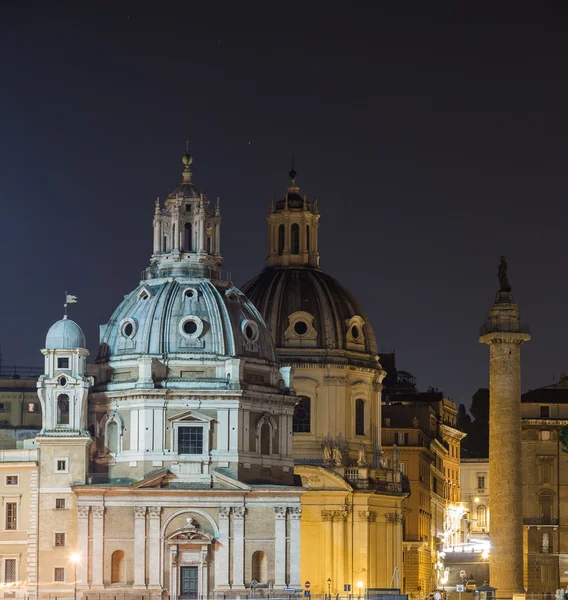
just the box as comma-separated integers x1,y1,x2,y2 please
358,510,377,522
289,507,302,520
218,506,231,519
148,506,161,519
323,375,347,386
134,506,147,518
275,506,287,519
92,506,105,519
78,505,90,518
233,506,246,519
321,510,334,521
332,509,348,522
386,512,404,525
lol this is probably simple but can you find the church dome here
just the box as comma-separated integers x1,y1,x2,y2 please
242,267,378,366
45,317,86,349
167,182,199,199
97,278,277,363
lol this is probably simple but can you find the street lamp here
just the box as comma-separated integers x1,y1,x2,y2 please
70,552,80,600
327,578,332,600
357,581,363,599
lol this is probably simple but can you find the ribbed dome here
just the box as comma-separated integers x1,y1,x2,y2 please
97,278,277,363
167,182,199,199
242,267,378,365
45,318,86,349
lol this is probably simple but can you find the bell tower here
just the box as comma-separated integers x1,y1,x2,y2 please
267,167,320,268
37,316,92,433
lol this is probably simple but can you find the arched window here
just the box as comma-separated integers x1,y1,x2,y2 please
163,235,167,252
476,504,487,528
293,397,311,433
278,225,285,255
251,550,267,582
107,420,118,454
355,399,365,436
111,550,125,583
260,423,271,455
206,236,212,254
539,491,554,522
306,225,310,252
172,224,176,249
57,394,69,425
291,223,300,254
184,223,192,251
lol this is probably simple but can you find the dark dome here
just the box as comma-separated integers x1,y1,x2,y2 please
168,182,199,199
275,194,306,210
242,267,378,367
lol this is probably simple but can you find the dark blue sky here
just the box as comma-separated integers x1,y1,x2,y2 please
2,3,567,408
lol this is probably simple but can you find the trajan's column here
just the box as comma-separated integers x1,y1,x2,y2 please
479,257,530,599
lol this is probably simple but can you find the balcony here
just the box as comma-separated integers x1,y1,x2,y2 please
523,517,559,526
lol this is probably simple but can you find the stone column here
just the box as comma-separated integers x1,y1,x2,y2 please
274,506,287,588
77,506,90,587
133,506,147,588
232,506,246,589
215,507,231,589
148,506,162,589
91,506,105,588
333,510,347,590
322,510,333,592
480,288,530,599
289,507,302,587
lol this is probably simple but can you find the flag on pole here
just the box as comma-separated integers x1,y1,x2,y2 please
66,295,78,304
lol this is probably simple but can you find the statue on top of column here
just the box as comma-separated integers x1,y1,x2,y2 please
498,256,512,292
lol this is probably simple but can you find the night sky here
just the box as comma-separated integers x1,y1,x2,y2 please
2,3,567,409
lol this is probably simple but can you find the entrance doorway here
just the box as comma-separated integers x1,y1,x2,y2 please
180,566,199,599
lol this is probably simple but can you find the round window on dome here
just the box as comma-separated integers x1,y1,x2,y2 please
184,287,197,299
351,325,360,339
242,320,259,343
294,320,309,336
179,316,204,339
183,320,198,335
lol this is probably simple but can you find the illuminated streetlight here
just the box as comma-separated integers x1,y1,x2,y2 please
474,497,480,503
70,553,80,600
357,581,364,599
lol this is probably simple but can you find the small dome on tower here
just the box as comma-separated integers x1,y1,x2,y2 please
45,317,86,349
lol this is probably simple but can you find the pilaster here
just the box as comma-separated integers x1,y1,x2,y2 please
148,506,162,589
232,506,246,589
274,506,287,588
133,506,147,588
215,507,231,589
77,505,90,588
91,506,105,588
289,507,302,587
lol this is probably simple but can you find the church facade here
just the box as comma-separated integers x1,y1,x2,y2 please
0,153,406,599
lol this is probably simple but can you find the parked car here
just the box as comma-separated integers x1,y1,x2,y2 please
465,581,477,593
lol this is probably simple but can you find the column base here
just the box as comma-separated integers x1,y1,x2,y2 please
133,584,148,590
147,585,163,590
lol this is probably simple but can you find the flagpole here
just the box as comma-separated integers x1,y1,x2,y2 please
64,290,68,318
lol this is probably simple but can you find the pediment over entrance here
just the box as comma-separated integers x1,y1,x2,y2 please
167,409,215,423
167,519,215,544
295,465,353,491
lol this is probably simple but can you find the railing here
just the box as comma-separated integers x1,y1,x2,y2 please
0,365,43,379
479,322,531,336
141,264,233,283
0,448,38,462
523,517,559,526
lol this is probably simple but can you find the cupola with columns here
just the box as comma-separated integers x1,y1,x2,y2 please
267,167,320,268
147,147,222,280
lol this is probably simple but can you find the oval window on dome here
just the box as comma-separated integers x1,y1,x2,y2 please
242,319,259,343
183,287,197,299
294,321,308,335
59,377,67,387
351,325,360,339
120,319,137,339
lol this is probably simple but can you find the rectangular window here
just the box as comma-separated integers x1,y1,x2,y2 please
56,459,68,472
292,396,311,433
477,476,485,490
4,559,16,583
28,403,38,413
395,432,409,445
400,462,407,475
0,403,6,413
355,399,365,436
55,532,66,547
540,405,550,418
54,567,65,582
178,427,204,455
55,498,66,510
540,430,552,441
6,476,18,486
57,357,69,369
5,503,17,530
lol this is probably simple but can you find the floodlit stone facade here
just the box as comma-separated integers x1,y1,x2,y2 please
480,282,530,599
243,169,407,595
